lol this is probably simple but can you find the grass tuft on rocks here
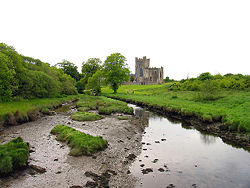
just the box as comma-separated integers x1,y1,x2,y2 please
71,111,104,121
76,95,134,115
117,116,129,120
51,125,108,156
0,137,29,175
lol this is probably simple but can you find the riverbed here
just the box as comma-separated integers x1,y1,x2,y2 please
0,103,249,188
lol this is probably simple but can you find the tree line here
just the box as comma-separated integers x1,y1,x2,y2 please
0,43,130,102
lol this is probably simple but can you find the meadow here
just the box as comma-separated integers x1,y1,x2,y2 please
102,84,250,133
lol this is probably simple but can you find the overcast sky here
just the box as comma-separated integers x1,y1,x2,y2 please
1,0,250,80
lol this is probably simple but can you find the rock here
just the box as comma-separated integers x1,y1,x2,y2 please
166,184,175,188
140,164,145,167
192,184,197,187
29,164,46,173
146,143,151,145
118,140,124,143
141,168,153,174
127,170,131,174
145,155,149,158
143,148,147,151
92,156,97,159
155,141,160,143
127,153,136,160
85,181,97,188
158,168,165,172
29,149,35,153
161,138,166,141
152,159,159,163
142,142,145,144
106,170,117,175
56,171,61,174
54,158,58,161
195,165,198,167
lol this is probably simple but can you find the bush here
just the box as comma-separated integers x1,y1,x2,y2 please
51,125,108,156
196,80,221,101
0,137,29,175
71,111,103,121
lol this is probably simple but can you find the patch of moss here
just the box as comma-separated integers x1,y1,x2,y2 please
51,125,108,156
71,111,103,121
117,116,129,120
0,137,29,175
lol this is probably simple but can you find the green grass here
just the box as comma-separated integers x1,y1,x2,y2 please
117,116,129,120
0,95,80,126
51,125,108,156
71,111,104,121
102,85,250,133
76,95,133,115
0,137,29,175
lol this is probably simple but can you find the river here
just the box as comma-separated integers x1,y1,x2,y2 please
129,104,250,188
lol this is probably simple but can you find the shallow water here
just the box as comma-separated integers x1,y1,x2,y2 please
129,104,250,188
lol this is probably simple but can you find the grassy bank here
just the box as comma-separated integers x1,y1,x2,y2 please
0,137,29,175
76,95,133,115
51,125,108,156
102,85,250,133
0,95,81,126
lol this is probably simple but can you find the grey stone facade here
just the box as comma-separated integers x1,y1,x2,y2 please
128,56,163,85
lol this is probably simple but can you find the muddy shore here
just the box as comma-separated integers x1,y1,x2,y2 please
0,108,144,188
108,96,250,152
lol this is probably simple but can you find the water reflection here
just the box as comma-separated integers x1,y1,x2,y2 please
129,104,250,188
200,134,217,145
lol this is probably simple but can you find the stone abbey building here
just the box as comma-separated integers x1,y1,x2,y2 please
128,56,164,85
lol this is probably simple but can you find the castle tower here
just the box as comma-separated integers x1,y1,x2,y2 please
135,56,150,83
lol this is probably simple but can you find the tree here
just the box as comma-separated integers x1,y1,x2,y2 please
56,60,80,81
102,53,130,93
82,58,102,79
0,53,13,101
86,70,102,95
77,58,102,93
198,72,213,81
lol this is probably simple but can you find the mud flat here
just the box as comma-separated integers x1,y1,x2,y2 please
0,108,143,188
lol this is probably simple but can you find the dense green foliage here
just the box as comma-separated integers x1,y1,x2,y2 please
0,43,77,101
0,137,29,175
102,81,250,133
169,72,249,92
76,58,102,93
51,125,108,156
56,60,81,81
71,111,103,121
86,70,102,95
102,53,130,93
76,95,133,115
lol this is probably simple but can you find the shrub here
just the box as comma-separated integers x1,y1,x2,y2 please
0,137,29,175
196,80,221,101
71,111,103,121
51,125,108,156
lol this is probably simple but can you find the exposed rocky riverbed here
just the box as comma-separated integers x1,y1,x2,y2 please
0,107,144,188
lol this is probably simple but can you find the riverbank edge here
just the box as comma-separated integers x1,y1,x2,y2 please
107,96,250,152
0,97,79,131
